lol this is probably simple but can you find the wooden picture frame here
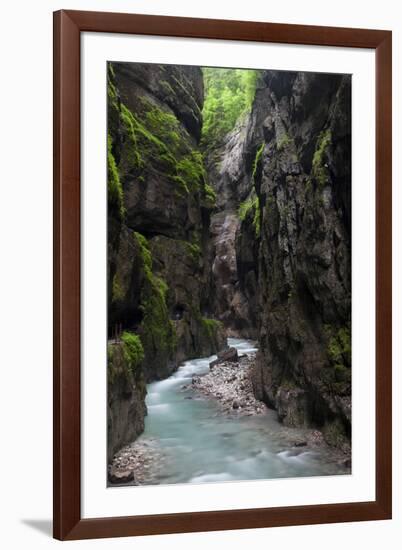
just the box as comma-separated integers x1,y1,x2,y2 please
53,9,392,540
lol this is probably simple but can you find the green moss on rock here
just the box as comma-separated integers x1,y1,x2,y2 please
312,129,332,186
277,133,292,151
325,325,351,366
238,195,261,237
121,331,145,374
111,273,124,303
133,231,152,273
133,232,177,373
252,142,265,183
107,334,144,383
116,99,211,200
140,274,177,359
201,318,223,339
186,242,202,263
204,183,217,206
107,134,124,219
322,324,351,393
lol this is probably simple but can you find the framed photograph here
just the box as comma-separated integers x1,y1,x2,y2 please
53,10,392,540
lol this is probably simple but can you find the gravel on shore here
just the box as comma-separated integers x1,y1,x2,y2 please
108,437,165,486
109,351,351,485
191,354,266,416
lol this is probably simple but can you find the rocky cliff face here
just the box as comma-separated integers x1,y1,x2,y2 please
107,63,225,456
107,64,352,460
205,118,261,338
107,340,147,462
216,71,351,447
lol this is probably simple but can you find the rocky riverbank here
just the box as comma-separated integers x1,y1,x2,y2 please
108,437,166,486
108,342,351,487
191,348,351,467
191,350,267,416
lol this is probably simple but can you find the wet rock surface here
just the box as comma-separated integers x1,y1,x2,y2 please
107,342,147,462
208,70,352,446
209,346,239,368
209,212,256,338
249,72,352,445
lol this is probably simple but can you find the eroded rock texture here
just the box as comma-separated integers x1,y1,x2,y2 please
107,342,147,462
107,64,352,459
107,63,225,455
219,71,352,446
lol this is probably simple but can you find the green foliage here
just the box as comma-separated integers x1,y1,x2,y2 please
118,101,210,198
107,63,117,102
201,318,223,341
186,242,202,262
238,195,261,237
108,62,115,78
112,273,124,302
107,78,117,103
204,183,217,205
175,150,207,195
107,335,144,383
322,325,351,393
140,274,176,359
312,129,332,186
325,325,351,366
277,133,292,151
239,196,256,221
252,202,261,237
108,66,215,215
133,231,152,273
201,68,259,151
120,103,166,170
133,232,177,360
252,142,265,183
142,103,183,150
107,134,124,219
121,331,145,374
245,142,265,237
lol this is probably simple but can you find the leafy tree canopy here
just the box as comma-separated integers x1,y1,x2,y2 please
201,68,259,152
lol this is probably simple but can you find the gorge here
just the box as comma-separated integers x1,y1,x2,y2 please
107,62,352,480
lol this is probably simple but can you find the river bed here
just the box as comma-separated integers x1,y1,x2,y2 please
115,338,349,485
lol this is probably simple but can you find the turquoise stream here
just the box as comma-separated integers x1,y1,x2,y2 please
139,338,346,485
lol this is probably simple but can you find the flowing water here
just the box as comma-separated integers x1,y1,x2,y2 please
139,338,347,485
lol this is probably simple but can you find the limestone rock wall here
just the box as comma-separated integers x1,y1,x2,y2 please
107,63,225,457
206,70,351,447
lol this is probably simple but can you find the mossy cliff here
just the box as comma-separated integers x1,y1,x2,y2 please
107,63,225,456
107,335,146,462
107,64,352,459
205,70,351,448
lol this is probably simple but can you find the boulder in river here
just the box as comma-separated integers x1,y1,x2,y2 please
108,468,135,484
210,346,239,369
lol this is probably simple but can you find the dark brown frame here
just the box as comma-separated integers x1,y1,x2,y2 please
54,9,392,541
